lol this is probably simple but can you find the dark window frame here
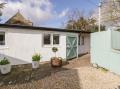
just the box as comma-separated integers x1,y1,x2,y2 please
81,36,84,45
0,32,5,45
78,35,80,45
53,34,60,45
43,34,51,45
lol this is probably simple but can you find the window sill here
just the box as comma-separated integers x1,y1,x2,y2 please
43,45,60,48
43,45,53,48
0,46,9,50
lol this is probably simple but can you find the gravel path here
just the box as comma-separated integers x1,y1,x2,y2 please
0,54,120,89
77,67,120,89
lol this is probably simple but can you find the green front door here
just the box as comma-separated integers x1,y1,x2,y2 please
66,36,77,60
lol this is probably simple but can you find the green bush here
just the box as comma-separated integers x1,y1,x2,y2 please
52,47,58,53
32,53,41,61
0,57,10,65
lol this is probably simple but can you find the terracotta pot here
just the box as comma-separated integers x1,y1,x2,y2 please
51,57,62,67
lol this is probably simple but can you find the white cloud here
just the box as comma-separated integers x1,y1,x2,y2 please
59,8,69,18
0,0,55,26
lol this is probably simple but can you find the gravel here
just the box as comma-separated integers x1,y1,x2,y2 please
0,54,120,89
77,67,120,89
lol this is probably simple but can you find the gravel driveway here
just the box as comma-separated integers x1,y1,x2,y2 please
0,54,120,89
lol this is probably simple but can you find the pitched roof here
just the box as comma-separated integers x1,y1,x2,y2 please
5,11,33,26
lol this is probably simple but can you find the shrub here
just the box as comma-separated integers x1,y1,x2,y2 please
32,53,41,61
52,47,58,57
0,57,10,65
52,47,58,53
100,67,109,72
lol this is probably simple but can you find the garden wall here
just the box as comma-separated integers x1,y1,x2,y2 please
91,29,120,74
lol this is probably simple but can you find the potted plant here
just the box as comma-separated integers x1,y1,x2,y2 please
32,53,41,69
0,57,11,74
51,47,62,67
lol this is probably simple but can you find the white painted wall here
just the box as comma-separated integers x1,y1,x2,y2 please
78,34,90,55
0,27,78,65
91,29,120,74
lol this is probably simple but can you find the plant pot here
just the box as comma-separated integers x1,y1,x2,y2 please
0,64,11,74
32,61,39,69
51,57,62,67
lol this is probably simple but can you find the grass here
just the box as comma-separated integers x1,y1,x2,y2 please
93,64,109,73
99,67,109,73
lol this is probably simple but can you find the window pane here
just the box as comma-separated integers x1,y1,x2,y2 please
78,35,80,45
0,32,5,45
81,36,84,45
53,34,59,45
43,34,51,45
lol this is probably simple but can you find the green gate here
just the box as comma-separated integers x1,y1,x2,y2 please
66,36,77,60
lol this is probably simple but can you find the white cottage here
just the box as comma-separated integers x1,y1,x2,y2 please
0,24,90,65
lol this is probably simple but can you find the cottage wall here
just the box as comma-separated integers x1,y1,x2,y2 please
78,34,90,55
0,27,78,65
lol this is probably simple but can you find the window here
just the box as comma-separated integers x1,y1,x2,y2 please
43,34,51,45
78,35,80,45
81,36,84,45
43,34,60,46
0,32,5,45
53,34,59,45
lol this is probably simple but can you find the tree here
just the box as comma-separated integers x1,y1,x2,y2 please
75,17,89,30
0,3,6,21
101,0,120,26
65,9,102,32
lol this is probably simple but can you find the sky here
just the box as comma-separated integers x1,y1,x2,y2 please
0,0,99,28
